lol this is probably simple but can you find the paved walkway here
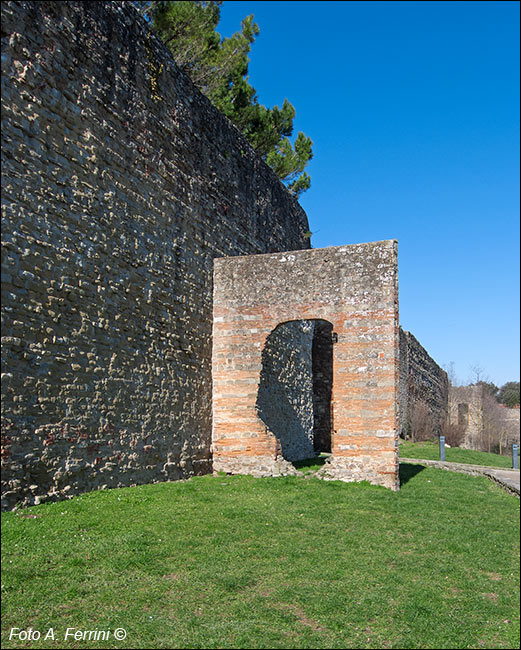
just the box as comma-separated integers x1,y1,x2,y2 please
400,458,520,496
482,468,520,496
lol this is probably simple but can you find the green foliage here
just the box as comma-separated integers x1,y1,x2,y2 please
145,1,313,196
2,473,519,649
477,380,500,397
497,381,520,408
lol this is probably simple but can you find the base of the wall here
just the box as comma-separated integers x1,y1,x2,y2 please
1,455,212,512
213,455,299,477
316,455,399,491
213,453,399,490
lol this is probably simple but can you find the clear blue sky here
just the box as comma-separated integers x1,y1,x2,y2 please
218,0,520,388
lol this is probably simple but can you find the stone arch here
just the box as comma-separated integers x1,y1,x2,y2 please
256,319,333,463
212,242,400,490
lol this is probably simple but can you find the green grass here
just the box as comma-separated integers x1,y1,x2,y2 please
399,440,515,468
1,468,519,649
292,454,329,473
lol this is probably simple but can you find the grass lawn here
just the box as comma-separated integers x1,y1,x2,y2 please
399,441,515,469
1,467,519,649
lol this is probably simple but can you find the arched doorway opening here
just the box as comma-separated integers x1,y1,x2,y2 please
255,319,333,464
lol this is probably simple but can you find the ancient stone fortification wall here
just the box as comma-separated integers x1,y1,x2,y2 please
501,406,520,433
399,330,448,437
1,1,310,509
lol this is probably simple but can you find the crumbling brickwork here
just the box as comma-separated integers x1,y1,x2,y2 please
212,242,400,490
1,1,310,509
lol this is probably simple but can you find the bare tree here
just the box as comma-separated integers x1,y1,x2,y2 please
481,391,514,455
409,401,435,442
470,363,487,384
443,361,459,387
441,418,466,447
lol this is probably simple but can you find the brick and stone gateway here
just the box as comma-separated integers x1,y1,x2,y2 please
212,240,400,490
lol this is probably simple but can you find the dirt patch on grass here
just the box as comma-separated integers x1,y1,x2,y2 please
276,602,328,633
482,592,498,601
485,572,502,581
17,514,41,519
258,588,273,598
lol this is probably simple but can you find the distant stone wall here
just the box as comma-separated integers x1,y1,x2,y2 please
1,1,310,509
398,329,410,436
500,406,521,448
448,386,520,450
399,330,449,437
500,406,520,430
448,385,483,448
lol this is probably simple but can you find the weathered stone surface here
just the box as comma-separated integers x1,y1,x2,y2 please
212,242,400,490
257,320,316,462
399,329,448,437
1,0,310,509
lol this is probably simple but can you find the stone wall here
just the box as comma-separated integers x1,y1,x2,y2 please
255,319,334,463
399,330,449,437
500,406,520,436
1,0,310,509
500,406,521,451
448,385,484,448
257,320,316,462
212,242,400,490
449,386,520,451
311,320,334,453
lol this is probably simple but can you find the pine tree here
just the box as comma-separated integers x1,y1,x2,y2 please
140,1,313,196
497,382,520,408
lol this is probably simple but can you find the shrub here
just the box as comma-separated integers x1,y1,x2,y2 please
441,419,466,447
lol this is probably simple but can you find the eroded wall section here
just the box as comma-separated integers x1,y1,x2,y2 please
212,242,400,490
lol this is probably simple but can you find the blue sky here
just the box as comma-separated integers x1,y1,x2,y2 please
218,0,520,387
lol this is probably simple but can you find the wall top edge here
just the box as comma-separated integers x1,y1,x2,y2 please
213,239,398,267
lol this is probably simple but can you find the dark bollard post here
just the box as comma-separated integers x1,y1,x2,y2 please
513,444,519,470
439,435,446,462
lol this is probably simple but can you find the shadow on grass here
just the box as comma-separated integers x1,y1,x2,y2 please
399,462,426,486
292,455,329,472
